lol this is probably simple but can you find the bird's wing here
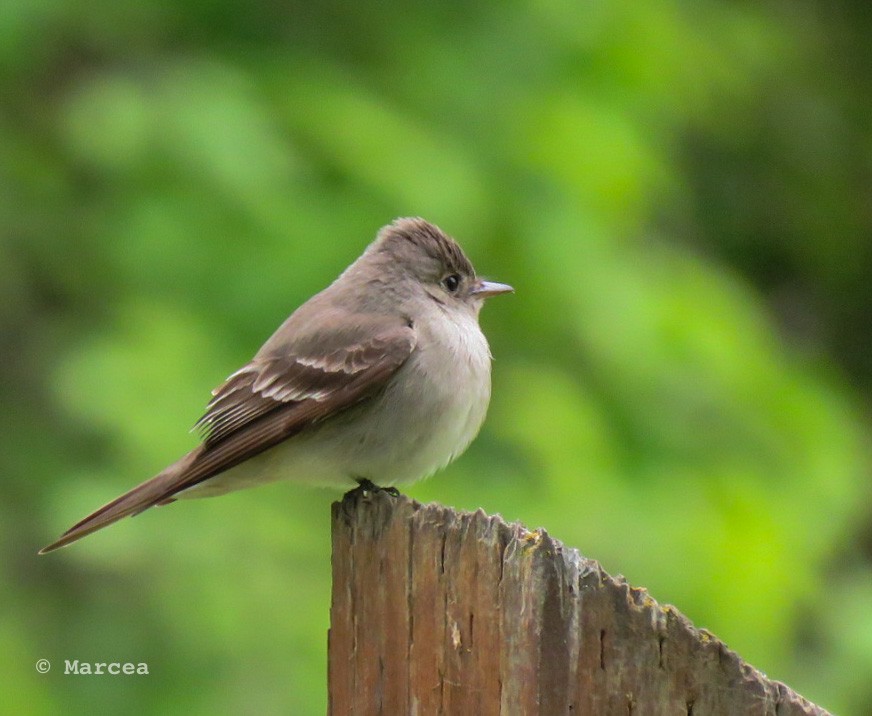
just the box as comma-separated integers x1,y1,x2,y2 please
176,321,417,486
195,332,404,445
195,324,416,448
40,322,416,553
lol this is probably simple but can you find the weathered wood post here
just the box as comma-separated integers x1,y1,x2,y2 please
328,490,830,715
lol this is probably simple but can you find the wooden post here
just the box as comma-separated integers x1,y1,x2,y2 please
328,490,831,715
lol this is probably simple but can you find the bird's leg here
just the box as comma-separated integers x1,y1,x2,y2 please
351,477,401,498
338,478,403,525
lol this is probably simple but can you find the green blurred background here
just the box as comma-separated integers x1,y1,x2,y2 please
4,1,872,713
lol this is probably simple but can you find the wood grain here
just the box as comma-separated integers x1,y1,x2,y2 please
328,490,830,716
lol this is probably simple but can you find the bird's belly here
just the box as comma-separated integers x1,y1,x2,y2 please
343,363,491,485
274,349,490,487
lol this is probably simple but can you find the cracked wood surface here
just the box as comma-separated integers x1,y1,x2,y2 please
328,490,830,716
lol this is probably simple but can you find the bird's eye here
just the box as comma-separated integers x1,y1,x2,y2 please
442,274,461,292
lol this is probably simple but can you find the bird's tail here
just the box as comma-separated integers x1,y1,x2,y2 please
39,448,202,554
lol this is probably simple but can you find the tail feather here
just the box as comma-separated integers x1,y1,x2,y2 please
39,449,201,554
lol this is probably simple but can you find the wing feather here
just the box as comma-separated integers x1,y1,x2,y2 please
195,330,414,445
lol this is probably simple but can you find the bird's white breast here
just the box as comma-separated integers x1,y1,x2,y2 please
384,305,493,483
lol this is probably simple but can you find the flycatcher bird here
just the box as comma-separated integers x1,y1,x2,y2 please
41,218,512,553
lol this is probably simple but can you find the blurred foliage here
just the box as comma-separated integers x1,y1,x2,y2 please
3,1,872,714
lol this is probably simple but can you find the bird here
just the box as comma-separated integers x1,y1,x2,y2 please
40,218,512,553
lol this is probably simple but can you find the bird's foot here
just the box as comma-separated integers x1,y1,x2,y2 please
351,477,402,498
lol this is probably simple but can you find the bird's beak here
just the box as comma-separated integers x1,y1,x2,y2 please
470,280,514,299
